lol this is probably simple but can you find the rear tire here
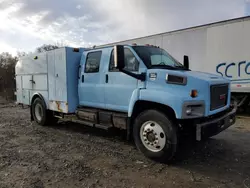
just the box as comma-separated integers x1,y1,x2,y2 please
133,110,178,163
31,98,58,126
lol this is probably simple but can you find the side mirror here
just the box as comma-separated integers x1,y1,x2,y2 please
114,45,125,70
183,55,189,70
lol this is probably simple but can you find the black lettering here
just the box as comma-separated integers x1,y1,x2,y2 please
225,63,235,78
216,63,226,77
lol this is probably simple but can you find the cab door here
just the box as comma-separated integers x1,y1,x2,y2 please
104,47,139,112
78,50,105,109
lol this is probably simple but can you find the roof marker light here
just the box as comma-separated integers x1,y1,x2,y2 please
73,48,79,52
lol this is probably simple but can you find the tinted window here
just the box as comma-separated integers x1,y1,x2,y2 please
85,51,102,73
109,48,139,71
150,54,176,66
132,46,183,68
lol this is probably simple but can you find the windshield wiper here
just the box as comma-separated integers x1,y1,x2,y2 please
175,65,190,71
151,64,180,70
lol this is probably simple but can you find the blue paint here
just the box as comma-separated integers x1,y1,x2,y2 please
78,49,106,108
104,46,141,112
78,46,147,113
66,47,86,113
245,1,250,15
77,45,231,120
139,69,230,118
128,89,141,117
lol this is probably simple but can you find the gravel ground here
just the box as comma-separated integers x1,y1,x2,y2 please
0,97,250,188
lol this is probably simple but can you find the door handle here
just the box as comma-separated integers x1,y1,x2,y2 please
78,65,81,79
82,75,84,83
29,80,35,84
106,74,108,83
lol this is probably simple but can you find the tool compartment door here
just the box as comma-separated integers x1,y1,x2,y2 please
15,75,22,103
55,48,67,101
48,48,67,102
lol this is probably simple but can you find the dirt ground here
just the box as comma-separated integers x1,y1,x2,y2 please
0,97,250,188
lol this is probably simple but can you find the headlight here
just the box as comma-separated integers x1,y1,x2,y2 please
186,107,192,115
182,101,205,119
166,74,187,85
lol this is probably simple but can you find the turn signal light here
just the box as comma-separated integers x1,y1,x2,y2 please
190,90,198,98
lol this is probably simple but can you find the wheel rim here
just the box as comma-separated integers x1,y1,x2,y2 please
140,121,166,152
34,103,43,122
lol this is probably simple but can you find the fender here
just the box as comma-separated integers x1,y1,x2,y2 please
30,92,48,109
30,93,49,121
129,89,180,118
128,89,141,117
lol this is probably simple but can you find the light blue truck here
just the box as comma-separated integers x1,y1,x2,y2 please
15,45,237,162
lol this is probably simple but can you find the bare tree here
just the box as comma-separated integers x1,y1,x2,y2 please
0,52,18,100
17,51,28,57
36,44,59,53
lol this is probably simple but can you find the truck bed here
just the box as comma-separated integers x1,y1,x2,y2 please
15,47,85,113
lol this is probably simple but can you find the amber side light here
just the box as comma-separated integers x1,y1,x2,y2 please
190,90,198,98
73,48,80,52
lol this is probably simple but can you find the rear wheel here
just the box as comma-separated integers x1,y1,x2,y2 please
133,110,178,163
31,98,58,126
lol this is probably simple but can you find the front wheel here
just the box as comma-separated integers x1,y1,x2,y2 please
133,110,178,163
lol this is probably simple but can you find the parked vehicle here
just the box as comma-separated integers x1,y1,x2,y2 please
15,45,236,162
100,16,250,112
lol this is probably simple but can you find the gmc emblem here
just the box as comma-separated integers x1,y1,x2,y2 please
220,94,226,100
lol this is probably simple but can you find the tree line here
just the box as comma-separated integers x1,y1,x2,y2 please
0,44,59,101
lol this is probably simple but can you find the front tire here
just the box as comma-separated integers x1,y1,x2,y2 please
133,110,178,163
31,98,58,126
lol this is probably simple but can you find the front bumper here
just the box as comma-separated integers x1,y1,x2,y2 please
196,104,237,141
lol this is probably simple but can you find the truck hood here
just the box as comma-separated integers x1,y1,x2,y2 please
185,71,227,81
146,69,230,86
145,69,231,119
183,70,230,85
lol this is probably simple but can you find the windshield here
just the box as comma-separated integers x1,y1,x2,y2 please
132,46,185,70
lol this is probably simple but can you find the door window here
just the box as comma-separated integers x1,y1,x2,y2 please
85,51,102,73
109,48,139,72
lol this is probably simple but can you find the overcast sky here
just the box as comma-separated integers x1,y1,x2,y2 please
0,0,249,55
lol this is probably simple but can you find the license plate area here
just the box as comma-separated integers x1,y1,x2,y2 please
196,113,236,141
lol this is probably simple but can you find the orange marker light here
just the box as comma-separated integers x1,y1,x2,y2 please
190,90,198,98
73,48,80,52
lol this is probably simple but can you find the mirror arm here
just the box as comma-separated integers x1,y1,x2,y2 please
120,69,146,81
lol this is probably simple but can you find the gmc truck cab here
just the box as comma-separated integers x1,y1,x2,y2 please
16,45,236,162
